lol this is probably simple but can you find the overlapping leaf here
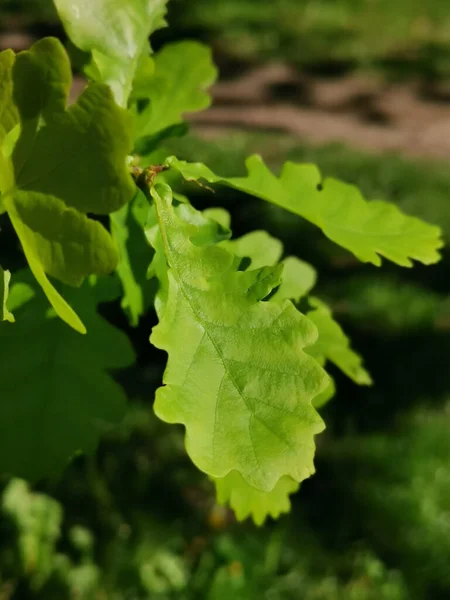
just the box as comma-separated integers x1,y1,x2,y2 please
306,298,372,386
147,201,231,318
220,227,369,388
271,257,317,304
221,230,283,270
0,274,135,480
54,0,168,106
149,183,328,491
133,41,217,143
166,156,443,268
0,38,135,332
111,191,157,326
214,471,299,525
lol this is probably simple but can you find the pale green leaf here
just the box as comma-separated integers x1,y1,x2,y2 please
6,191,118,287
150,183,327,491
214,471,299,525
54,0,168,106
203,207,231,230
221,230,283,269
133,41,217,140
166,156,443,268
216,227,364,389
0,275,135,480
176,202,231,246
13,47,135,214
307,298,372,386
271,257,317,304
147,201,231,317
312,376,336,409
0,266,14,322
2,38,135,332
220,230,316,302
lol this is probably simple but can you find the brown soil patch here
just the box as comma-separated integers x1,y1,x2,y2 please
191,63,450,161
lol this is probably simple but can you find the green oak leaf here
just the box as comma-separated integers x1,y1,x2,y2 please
271,257,317,304
312,376,336,409
0,274,135,480
1,38,135,333
214,471,299,525
111,191,157,326
222,230,316,301
0,266,14,322
166,156,443,268
54,0,168,106
307,298,372,386
147,201,231,317
149,183,328,491
203,207,231,230
223,229,368,389
133,41,217,142
221,230,283,270
224,232,316,303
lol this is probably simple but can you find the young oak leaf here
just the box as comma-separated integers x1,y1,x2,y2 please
271,257,317,304
149,183,328,491
306,298,372,386
220,230,283,270
54,0,168,107
222,230,317,303
147,201,232,319
213,471,299,526
1,38,135,333
133,41,218,143
223,229,370,388
312,376,336,409
166,156,443,268
0,273,135,481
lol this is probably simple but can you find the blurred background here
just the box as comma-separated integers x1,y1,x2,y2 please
1,0,450,598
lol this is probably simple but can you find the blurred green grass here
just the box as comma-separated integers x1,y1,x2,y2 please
167,0,450,79
2,0,450,80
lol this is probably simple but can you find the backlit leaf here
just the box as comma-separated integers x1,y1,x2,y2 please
150,183,327,491
147,200,231,318
218,227,368,388
54,0,168,106
214,471,299,525
221,230,283,270
166,156,443,268
1,38,135,332
307,298,372,386
271,257,317,304
133,42,217,141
